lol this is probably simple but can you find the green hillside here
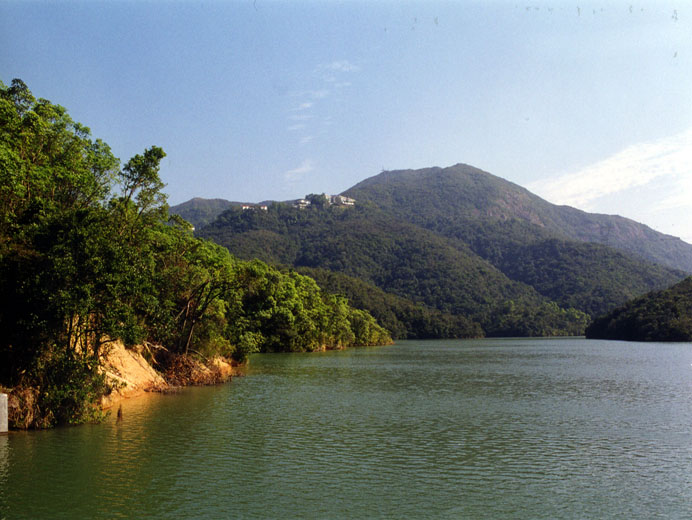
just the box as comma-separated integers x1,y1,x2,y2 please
482,237,685,317
344,164,692,273
199,203,590,337
586,277,692,342
170,198,239,228
191,164,688,339
295,267,483,340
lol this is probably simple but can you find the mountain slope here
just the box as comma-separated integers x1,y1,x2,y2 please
479,237,686,317
191,162,687,338
199,203,589,336
344,163,692,273
586,277,692,342
170,198,240,228
200,205,537,313
295,267,483,339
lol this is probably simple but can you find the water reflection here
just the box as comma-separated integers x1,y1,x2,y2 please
0,433,7,481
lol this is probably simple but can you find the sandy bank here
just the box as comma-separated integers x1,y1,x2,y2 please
100,341,238,409
100,341,168,408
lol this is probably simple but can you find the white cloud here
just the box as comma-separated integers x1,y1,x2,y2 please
658,170,692,211
527,127,692,242
320,60,360,73
285,159,314,182
307,89,329,99
292,102,313,111
315,60,360,83
528,128,692,209
291,89,330,100
283,61,357,145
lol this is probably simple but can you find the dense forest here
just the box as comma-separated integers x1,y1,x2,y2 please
187,163,687,338
586,277,692,342
199,203,591,337
0,79,390,427
344,164,692,273
295,267,483,339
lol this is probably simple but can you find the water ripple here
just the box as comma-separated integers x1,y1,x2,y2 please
3,339,692,519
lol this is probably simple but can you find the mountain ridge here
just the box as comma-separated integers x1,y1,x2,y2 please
172,163,692,273
342,163,692,272
172,162,689,338
198,203,593,337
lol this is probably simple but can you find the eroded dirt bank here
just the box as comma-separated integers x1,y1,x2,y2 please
100,341,239,409
4,342,240,429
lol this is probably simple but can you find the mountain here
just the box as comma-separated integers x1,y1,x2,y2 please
199,203,585,336
344,164,692,273
586,277,692,342
170,198,238,228
170,198,276,229
183,163,688,338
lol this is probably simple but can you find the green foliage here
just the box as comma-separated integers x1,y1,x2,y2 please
200,202,589,337
32,344,109,426
0,78,138,388
0,79,391,427
296,267,483,339
344,163,692,273
468,233,685,318
488,301,590,337
225,261,391,358
169,197,236,228
586,277,692,342
306,193,329,208
0,79,119,239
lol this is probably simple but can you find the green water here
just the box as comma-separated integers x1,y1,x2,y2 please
2,338,692,519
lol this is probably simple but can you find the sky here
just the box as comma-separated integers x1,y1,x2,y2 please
2,0,691,241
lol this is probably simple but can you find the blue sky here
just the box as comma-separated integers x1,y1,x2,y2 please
2,1,691,241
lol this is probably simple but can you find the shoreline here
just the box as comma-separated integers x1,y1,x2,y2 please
4,341,243,429
5,340,389,430
100,340,242,410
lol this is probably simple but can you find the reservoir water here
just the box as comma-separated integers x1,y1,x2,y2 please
1,338,692,519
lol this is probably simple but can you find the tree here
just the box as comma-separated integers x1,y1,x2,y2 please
0,79,393,427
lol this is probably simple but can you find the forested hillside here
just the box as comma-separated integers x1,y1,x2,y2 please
199,203,591,337
586,277,692,342
295,267,483,339
484,238,685,317
170,197,239,228
192,165,687,338
344,164,692,273
0,79,390,427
